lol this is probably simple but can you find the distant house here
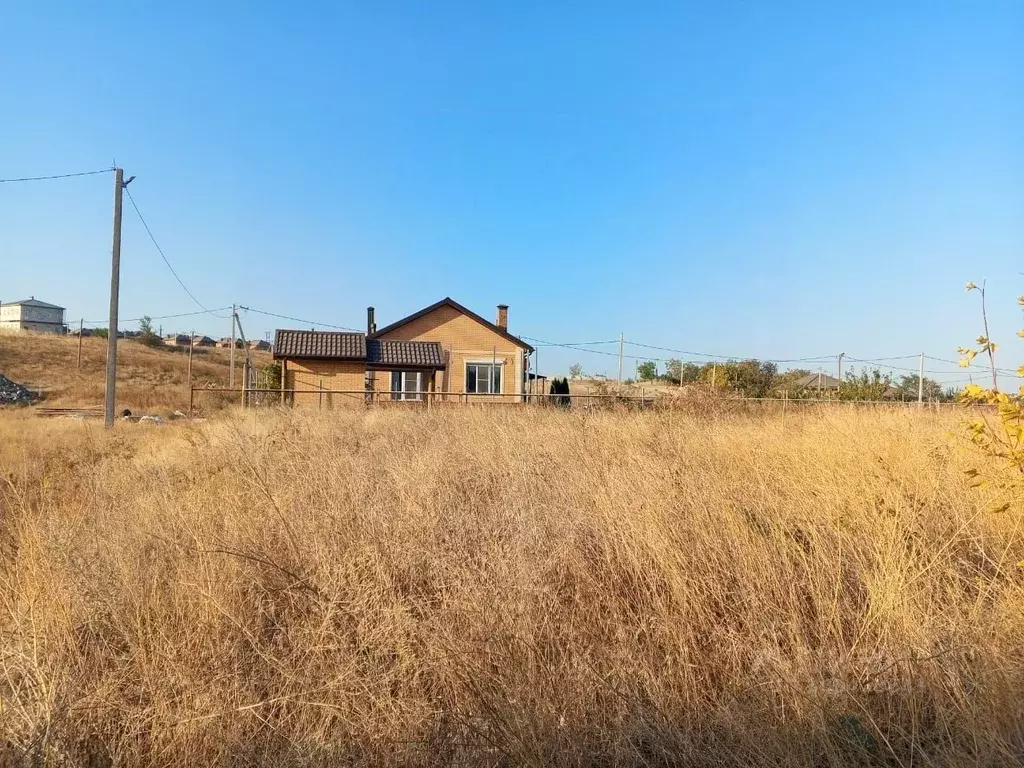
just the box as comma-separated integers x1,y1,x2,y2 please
274,297,534,407
0,298,66,335
794,372,841,392
192,335,216,347
217,337,244,348
249,339,272,352
164,333,192,347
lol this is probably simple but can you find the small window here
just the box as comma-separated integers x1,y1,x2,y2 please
465,362,502,394
390,371,422,401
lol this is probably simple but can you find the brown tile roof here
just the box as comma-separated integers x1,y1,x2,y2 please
367,339,445,368
370,297,534,352
274,330,366,360
273,330,445,369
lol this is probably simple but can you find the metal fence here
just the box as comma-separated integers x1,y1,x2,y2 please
188,387,660,415
188,386,972,418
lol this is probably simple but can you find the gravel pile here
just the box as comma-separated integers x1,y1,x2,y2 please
0,373,33,405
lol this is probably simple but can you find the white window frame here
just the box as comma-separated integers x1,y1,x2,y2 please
465,361,503,395
390,370,423,401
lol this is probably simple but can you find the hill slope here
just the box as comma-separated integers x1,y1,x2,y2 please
0,332,271,413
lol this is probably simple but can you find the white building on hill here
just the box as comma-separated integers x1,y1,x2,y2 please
0,298,67,335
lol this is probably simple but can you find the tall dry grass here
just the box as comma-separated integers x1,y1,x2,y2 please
0,332,268,413
0,407,1022,766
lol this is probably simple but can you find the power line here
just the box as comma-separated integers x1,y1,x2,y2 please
925,355,1021,376
124,187,228,318
845,357,1009,377
82,306,233,325
521,334,650,360
239,306,362,332
527,339,620,347
0,168,113,184
625,340,837,364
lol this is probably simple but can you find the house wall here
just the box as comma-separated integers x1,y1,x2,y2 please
0,304,65,335
376,305,527,401
285,359,366,408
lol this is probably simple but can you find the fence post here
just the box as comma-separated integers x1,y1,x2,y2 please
280,360,287,406
241,358,248,409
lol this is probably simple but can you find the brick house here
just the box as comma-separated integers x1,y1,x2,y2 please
273,298,534,406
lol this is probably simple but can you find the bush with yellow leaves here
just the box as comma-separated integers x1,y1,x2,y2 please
958,280,1024,516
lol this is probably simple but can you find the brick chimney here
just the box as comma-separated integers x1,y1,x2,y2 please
496,304,509,330
367,306,376,335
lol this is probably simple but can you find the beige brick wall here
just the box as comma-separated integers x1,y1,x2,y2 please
285,359,366,408
377,305,527,401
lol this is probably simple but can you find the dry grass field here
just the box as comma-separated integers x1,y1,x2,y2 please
0,332,270,414
1,405,1022,766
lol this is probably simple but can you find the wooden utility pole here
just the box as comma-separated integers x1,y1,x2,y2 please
918,352,924,405
617,333,624,384
186,329,194,416
104,168,126,428
837,352,845,385
77,318,83,369
229,303,237,389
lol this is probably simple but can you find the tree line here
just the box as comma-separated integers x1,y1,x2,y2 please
570,359,958,401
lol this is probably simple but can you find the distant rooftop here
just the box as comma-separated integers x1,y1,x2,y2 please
3,297,65,310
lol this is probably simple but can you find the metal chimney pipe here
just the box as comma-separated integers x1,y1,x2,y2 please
367,306,376,335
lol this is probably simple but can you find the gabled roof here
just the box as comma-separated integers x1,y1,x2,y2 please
4,298,65,310
370,297,534,352
794,373,841,389
274,330,365,360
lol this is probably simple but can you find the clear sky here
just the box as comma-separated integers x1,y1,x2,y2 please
1,2,1021,385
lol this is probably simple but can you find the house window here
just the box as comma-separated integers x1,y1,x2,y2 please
390,371,423,401
465,362,502,394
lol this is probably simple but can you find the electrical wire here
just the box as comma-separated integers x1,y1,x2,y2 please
845,357,1015,377
521,335,654,360
925,355,1021,376
0,168,113,184
239,306,362,332
124,187,228,318
81,307,233,325
527,339,620,347
625,340,837,363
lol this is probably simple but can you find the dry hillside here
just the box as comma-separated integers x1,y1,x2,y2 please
0,331,271,413
0,406,1021,766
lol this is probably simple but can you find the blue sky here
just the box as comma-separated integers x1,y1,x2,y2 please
1,2,1021,385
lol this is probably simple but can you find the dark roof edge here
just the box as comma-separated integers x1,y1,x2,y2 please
369,297,534,352
272,328,366,360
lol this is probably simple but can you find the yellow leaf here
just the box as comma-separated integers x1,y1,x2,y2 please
959,359,970,368
1018,329,1024,338
966,281,978,291
977,336,989,345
